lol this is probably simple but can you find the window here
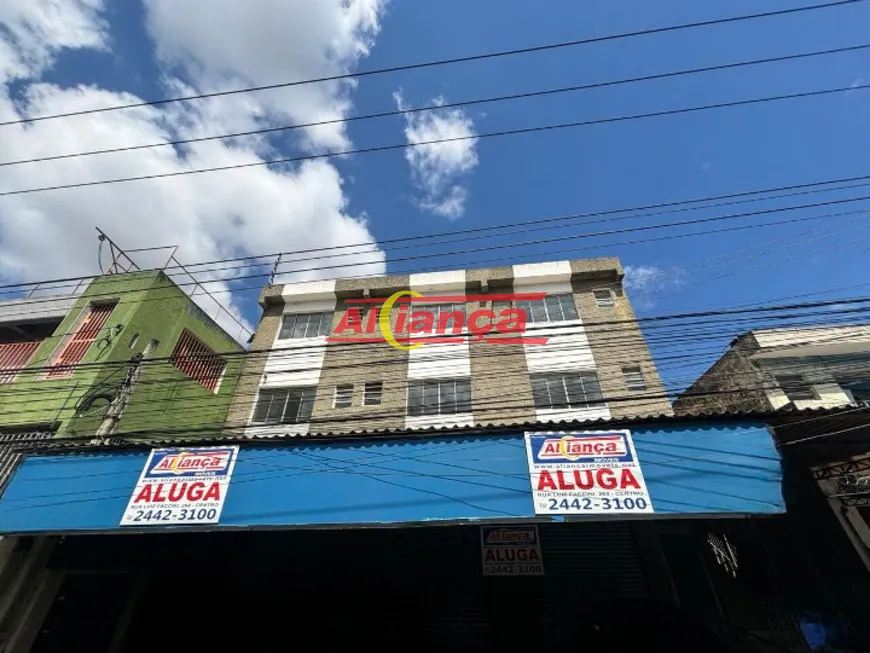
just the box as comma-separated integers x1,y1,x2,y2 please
278,312,332,340
593,289,615,308
334,383,353,408
407,379,471,416
364,381,383,406
0,341,41,384
252,387,316,424
45,302,117,378
775,374,817,402
514,294,578,324
622,366,647,391
171,330,227,392
531,372,603,410
429,303,466,330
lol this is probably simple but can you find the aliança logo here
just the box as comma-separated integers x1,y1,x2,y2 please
326,291,553,351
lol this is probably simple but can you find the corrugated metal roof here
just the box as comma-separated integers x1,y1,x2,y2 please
22,403,870,453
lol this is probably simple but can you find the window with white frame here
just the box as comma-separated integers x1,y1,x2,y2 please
407,378,471,416
364,381,383,406
622,366,647,392
428,303,466,330
278,312,332,340
334,383,353,408
513,294,578,324
252,387,316,424
593,289,615,308
531,372,603,410
775,374,817,402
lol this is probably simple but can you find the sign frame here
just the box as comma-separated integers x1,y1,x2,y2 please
525,430,654,516
120,445,239,527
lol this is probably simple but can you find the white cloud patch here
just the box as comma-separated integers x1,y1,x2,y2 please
393,90,478,220
0,0,388,339
623,264,686,309
846,77,864,97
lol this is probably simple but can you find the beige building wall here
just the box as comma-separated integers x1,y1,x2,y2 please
229,258,674,436
570,259,672,418
225,293,283,433
311,275,410,433
466,266,536,426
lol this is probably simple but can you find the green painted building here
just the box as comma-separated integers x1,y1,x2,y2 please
0,270,245,445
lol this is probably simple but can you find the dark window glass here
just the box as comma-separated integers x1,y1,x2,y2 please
279,313,332,339
407,379,471,416
530,373,604,410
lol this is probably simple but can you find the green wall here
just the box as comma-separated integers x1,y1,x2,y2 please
0,271,244,441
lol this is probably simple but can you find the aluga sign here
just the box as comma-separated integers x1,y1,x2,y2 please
120,446,239,527
327,291,556,351
525,431,654,515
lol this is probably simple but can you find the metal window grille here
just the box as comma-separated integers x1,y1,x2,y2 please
530,372,604,410
364,381,383,406
171,330,227,392
252,387,316,424
407,379,471,416
46,303,116,378
278,313,332,339
622,366,647,391
0,342,41,384
0,430,51,496
334,384,354,408
593,289,615,308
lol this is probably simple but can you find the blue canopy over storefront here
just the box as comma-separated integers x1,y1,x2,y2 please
0,421,784,533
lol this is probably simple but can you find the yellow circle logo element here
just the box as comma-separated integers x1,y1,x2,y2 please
379,290,423,351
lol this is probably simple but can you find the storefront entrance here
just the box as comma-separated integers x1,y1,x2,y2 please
28,521,814,652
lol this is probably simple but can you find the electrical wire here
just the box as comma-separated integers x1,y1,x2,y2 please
3,170,870,299
0,0,857,128
3,82,868,198
4,42,869,169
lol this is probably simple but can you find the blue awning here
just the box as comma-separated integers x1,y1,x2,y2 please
0,422,784,533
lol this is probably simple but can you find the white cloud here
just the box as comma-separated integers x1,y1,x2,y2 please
846,77,864,97
623,264,686,309
144,0,386,152
394,90,478,219
0,0,388,339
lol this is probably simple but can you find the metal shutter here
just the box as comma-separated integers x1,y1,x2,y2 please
47,303,115,378
0,341,40,383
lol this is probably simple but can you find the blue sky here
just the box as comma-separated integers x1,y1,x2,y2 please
0,0,869,391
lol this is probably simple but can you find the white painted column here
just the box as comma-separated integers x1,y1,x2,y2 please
405,271,473,429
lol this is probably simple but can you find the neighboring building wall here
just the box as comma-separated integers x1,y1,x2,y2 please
675,327,870,415
0,271,244,440
673,335,772,414
754,358,854,410
0,273,159,431
73,273,245,439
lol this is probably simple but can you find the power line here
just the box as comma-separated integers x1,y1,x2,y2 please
4,42,868,169
0,0,857,129
2,171,870,298
0,303,867,410
4,197,870,316
2,81,867,198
